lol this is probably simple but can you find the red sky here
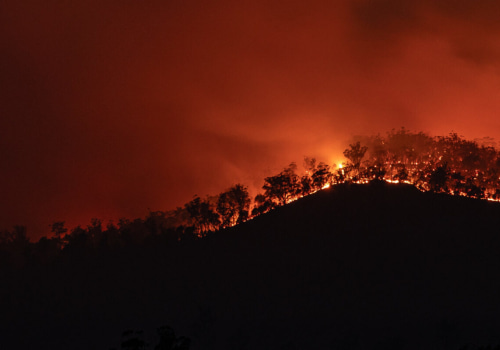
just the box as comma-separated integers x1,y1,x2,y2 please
2,0,500,239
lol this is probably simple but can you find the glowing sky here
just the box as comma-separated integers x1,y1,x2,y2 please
2,0,500,238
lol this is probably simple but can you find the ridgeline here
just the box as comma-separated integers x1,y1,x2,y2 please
2,182,500,349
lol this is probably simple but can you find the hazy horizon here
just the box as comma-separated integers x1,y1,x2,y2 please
2,0,500,238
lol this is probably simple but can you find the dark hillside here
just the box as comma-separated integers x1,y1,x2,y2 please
2,182,500,349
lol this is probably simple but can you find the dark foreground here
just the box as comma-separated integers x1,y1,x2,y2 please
2,182,500,349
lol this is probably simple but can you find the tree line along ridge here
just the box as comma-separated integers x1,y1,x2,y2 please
2,127,500,262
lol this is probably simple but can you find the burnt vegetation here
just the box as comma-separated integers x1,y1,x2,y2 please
2,128,500,349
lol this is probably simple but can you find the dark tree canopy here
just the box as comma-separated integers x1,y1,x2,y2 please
185,196,220,235
311,162,331,189
3,127,500,265
343,141,368,169
262,163,301,206
217,184,250,227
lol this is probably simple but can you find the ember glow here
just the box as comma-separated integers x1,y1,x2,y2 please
2,0,500,238
244,129,500,228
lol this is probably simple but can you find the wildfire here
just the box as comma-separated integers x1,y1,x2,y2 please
200,130,500,234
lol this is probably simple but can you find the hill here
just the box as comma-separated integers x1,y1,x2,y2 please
2,182,500,349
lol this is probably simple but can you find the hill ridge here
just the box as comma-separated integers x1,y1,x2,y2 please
2,183,500,349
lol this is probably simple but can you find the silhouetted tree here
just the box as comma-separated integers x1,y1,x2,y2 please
50,221,68,239
252,193,274,216
364,133,388,166
429,164,450,193
144,211,168,236
185,196,220,235
33,236,61,263
216,184,251,227
343,142,368,179
115,218,152,247
299,174,313,196
86,218,103,249
262,163,301,206
155,326,190,350
63,225,91,256
10,225,29,247
155,326,176,350
311,162,331,189
120,330,147,350
333,166,346,184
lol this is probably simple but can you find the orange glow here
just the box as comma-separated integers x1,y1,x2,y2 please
2,1,500,239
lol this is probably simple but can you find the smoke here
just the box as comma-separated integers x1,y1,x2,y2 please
1,0,500,238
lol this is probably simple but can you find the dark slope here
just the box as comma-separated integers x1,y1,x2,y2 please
3,182,500,349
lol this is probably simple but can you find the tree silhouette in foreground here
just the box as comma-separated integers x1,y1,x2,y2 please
343,141,368,180
429,163,451,193
155,326,190,350
119,330,147,350
185,196,220,235
216,184,250,228
111,326,190,350
262,163,301,206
